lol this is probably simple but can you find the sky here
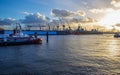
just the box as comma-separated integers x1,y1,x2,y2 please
0,0,111,19
0,0,120,30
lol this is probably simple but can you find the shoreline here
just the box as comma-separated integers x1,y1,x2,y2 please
1,30,114,35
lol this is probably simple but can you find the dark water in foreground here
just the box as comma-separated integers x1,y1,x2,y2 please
0,34,120,75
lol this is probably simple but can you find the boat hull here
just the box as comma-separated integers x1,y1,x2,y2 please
114,33,120,38
114,35,120,38
0,38,42,46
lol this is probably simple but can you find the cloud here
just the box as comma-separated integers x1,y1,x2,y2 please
51,9,85,18
89,8,114,14
111,0,120,7
82,1,87,5
75,10,86,16
0,18,16,25
22,12,50,25
80,17,97,23
115,23,120,27
49,16,96,27
50,8,95,26
89,8,104,14
21,11,33,15
51,9,74,17
98,9,120,27
49,19,61,26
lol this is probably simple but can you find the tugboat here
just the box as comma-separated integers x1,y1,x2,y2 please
0,24,42,46
114,33,120,38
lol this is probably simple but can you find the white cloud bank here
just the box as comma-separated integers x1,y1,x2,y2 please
0,18,16,25
111,0,120,7
21,12,50,25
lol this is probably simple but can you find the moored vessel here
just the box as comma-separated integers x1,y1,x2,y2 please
114,33,120,38
0,24,42,46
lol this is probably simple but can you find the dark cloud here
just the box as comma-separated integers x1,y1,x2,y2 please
51,9,74,17
51,9,85,18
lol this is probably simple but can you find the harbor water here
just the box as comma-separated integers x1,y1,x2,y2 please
0,34,120,74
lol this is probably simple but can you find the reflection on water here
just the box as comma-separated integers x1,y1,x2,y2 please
107,39,119,57
0,34,120,74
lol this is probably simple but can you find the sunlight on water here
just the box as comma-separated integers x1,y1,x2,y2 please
107,39,119,57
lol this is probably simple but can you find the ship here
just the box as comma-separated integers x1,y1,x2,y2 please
0,24,42,46
114,33,120,38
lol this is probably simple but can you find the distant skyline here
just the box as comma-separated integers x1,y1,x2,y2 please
0,0,120,30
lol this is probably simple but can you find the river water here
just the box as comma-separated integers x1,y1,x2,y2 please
0,34,120,74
